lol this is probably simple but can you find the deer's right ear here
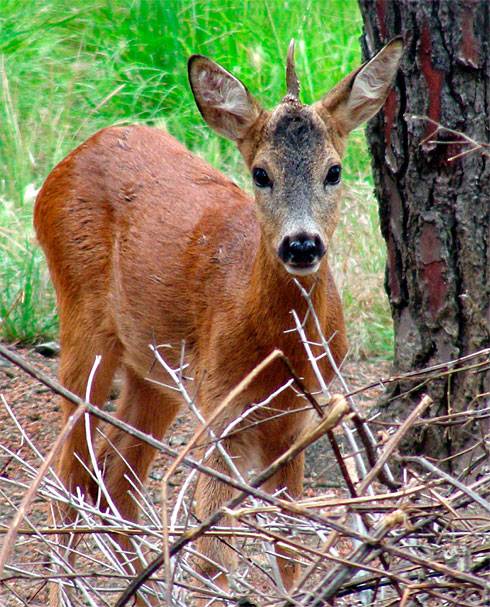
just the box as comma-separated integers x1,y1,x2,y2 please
188,56,262,141
315,38,403,134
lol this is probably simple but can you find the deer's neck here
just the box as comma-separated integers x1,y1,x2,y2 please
244,236,329,350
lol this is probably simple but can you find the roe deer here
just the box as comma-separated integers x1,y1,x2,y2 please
34,38,402,604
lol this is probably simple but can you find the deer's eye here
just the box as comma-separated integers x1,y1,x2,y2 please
252,167,273,188
325,164,342,186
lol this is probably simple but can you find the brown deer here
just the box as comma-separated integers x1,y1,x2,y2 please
34,38,402,604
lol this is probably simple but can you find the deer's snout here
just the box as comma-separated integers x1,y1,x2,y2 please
278,232,326,275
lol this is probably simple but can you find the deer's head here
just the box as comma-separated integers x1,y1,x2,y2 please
189,38,402,276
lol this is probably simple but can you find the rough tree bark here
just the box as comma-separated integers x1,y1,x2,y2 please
357,0,490,465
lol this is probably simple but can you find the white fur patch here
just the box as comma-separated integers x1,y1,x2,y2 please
284,261,321,276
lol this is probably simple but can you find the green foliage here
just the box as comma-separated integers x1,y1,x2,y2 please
0,195,57,342
0,0,392,356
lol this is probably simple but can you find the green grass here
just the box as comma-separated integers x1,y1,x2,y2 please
0,193,58,341
0,0,393,357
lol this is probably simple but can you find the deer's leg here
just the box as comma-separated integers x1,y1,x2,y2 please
56,343,121,497
50,326,121,606
91,365,180,605
193,417,305,598
193,437,242,602
96,364,180,527
263,452,305,591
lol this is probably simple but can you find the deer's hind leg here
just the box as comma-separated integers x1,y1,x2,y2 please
84,364,181,605
56,342,122,498
50,312,122,606
95,364,181,540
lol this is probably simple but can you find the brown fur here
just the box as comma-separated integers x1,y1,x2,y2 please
34,39,402,605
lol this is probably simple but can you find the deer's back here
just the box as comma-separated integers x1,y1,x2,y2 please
34,125,258,372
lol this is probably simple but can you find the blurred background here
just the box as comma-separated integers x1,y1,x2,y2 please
0,0,393,358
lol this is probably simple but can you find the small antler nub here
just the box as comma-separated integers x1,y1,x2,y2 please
286,39,300,100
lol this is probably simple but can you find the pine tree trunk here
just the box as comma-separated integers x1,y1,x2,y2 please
357,0,490,466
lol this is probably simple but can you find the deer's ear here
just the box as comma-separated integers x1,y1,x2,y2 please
188,55,262,141
315,38,403,134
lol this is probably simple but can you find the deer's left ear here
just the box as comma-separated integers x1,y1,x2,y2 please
188,55,263,141
315,38,403,134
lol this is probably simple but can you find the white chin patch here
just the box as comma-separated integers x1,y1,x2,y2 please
284,262,321,276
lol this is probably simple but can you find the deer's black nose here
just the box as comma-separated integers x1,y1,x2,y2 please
278,233,326,269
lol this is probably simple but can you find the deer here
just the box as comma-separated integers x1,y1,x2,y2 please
34,38,402,604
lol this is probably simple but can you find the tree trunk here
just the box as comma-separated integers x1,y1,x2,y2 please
357,0,490,466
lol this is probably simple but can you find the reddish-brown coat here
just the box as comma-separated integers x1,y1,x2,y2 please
34,124,346,600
